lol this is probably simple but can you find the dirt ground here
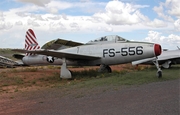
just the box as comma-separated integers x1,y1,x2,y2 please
0,64,135,94
0,79,179,115
0,65,179,115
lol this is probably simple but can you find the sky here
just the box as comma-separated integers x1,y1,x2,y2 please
0,0,180,50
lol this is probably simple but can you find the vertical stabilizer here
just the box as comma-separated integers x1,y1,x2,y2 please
25,29,40,55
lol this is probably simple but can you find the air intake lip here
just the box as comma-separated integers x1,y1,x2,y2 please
154,44,162,56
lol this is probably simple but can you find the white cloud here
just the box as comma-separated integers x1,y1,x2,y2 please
97,26,113,32
16,0,51,6
45,1,72,14
92,0,168,29
165,0,180,18
49,22,66,32
153,3,174,22
16,12,28,17
15,21,23,26
174,19,180,31
145,19,167,28
27,19,40,27
7,0,177,32
168,34,180,43
47,7,58,14
46,14,61,20
80,0,90,2
0,21,13,30
61,13,68,20
44,1,106,14
0,11,4,21
30,14,45,21
145,31,164,42
8,0,162,31
69,22,80,31
93,1,143,25
144,31,180,49
153,0,180,21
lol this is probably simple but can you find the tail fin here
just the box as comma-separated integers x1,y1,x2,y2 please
25,29,40,55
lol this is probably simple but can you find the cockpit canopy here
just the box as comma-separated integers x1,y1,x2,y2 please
87,35,129,44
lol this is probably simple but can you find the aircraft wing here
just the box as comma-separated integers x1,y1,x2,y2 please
0,55,18,67
53,38,84,46
157,55,180,61
41,38,84,50
132,52,180,65
13,54,25,60
13,49,101,60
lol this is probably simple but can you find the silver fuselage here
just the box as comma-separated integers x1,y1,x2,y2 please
22,41,160,66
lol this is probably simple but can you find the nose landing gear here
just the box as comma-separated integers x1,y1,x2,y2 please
153,58,162,78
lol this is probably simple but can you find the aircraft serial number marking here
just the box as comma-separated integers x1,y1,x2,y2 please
103,46,143,57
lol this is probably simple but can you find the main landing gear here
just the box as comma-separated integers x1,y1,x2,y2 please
60,58,72,79
153,58,162,78
161,60,172,69
98,64,112,73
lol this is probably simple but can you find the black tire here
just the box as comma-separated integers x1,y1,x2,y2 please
106,66,112,73
157,71,162,78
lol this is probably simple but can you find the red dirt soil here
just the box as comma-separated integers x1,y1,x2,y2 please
0,64,140,94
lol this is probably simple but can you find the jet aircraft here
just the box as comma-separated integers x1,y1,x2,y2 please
132,49,180,68
0,55,18,68
13,29,162,79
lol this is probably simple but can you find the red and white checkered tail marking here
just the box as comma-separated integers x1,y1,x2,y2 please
25,29,40,56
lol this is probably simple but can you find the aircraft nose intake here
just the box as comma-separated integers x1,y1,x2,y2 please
154,44,162,56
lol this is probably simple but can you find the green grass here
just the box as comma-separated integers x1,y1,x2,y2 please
47,65,179,99
55,65,180,89
0,65,179,94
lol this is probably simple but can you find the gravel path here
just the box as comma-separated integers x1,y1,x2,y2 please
0,79,179,115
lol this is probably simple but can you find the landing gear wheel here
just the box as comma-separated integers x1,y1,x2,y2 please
68,70,74,80
99,64,112,73
106,66,112,73
157,70,162,78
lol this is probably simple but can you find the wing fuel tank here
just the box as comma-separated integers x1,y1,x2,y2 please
22,55,63,65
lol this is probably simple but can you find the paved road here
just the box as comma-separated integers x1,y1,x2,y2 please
0,79,179,115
